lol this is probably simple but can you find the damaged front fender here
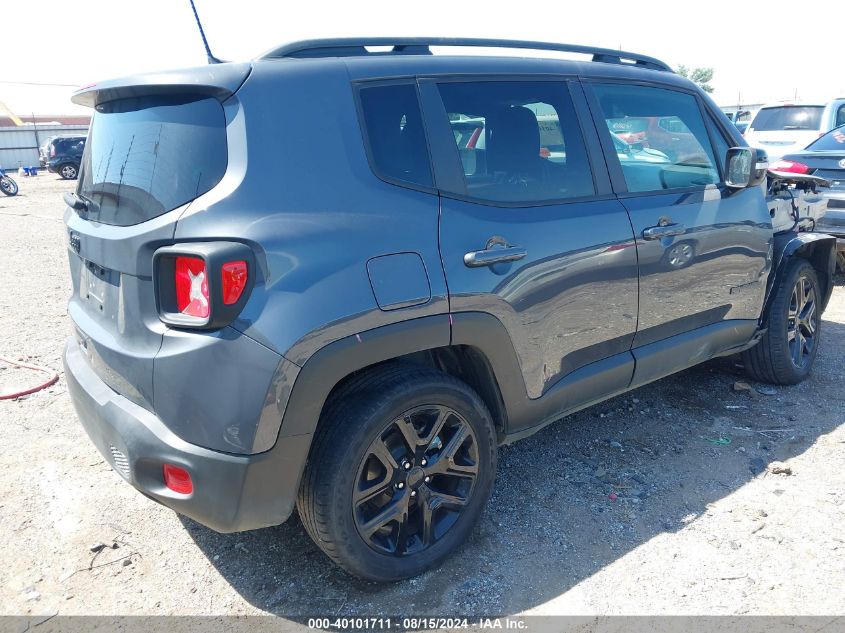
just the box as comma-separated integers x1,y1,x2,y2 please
763,231,837,323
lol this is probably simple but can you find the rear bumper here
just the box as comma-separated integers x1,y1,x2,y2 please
63,337,311,533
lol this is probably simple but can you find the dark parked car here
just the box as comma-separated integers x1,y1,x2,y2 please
774,124,845,265
44,136,85,179
63,38,837,582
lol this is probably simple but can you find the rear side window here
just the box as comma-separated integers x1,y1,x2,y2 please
751,106,824,131
436,81,594,203
358,83,433,189
79,95,227,227
592,84,720,193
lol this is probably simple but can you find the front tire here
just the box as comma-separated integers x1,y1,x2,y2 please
742,259,821,385
0,176,18,196
297,365,497,581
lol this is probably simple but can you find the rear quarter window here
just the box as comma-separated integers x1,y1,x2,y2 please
79,95,227,227
357,83,433,190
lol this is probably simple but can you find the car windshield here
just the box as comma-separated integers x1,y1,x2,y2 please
805,125,845,151
751,106,824,131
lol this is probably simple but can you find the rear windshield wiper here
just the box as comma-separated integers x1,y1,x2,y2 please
63,192,94,214
782,125,810,130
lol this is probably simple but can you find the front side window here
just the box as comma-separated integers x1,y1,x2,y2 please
436,81,594,203
358,83,433,189
707,115,731,174
593,84,720,193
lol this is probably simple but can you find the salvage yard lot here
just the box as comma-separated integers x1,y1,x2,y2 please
1,175,844,618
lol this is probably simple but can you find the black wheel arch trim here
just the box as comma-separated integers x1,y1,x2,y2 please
766,232,837,322
276,315,452,439
274,312,530,448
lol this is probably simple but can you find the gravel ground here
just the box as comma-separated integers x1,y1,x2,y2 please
1,175,844,622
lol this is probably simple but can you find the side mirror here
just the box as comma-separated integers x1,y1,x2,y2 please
725,147,768,188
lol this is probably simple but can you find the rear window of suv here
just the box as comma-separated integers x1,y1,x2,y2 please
751,106,824,131
54,138,85,153
78,95,227,226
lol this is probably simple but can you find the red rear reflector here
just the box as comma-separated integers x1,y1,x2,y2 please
221,260,248,305
175,256,209,318
163,464,193,494
769,160,811,174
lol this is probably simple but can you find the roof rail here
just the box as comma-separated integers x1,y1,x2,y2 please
261,38,673,72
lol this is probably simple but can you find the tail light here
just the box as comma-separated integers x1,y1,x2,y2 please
50,145,56,158
154,242,255,329
769,160,811,174
221,260,248,305
175,256,209,318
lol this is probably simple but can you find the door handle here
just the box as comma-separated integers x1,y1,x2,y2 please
464,245,527,268
642,223,685,240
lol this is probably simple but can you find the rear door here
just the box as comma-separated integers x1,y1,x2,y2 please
584,81,772,387
420,77,639,421
67,93,230,410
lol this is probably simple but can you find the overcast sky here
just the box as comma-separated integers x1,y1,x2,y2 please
2,0,842,116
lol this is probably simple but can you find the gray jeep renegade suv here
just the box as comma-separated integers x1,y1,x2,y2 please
63,38,837,581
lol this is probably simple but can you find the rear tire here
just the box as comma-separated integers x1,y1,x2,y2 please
59,164,78,180
662,240,695,269
297,365,497,581
742,259,821,385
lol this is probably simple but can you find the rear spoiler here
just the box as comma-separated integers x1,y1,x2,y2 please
71,62,252,108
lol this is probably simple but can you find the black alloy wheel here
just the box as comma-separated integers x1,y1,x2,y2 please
353,404,479,557
786,273,818,370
